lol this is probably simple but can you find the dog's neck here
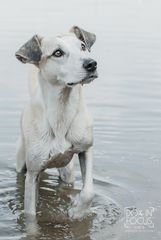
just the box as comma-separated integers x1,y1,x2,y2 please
38,73,82,140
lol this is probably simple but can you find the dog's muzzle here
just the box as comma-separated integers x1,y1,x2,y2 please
67,58,98,86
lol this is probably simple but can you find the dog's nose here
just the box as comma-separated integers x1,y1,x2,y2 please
83,59,97,72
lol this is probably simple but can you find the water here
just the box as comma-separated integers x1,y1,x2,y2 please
0,0,161,239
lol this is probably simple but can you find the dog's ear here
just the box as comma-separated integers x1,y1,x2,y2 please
70,26,96,51
15,35,43,65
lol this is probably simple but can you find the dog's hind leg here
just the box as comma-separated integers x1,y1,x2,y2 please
58,157,75,184
16,136,26,173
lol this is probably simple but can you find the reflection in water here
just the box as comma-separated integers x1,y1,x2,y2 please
5,169,121,240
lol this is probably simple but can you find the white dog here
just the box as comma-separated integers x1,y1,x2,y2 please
15,26,97,219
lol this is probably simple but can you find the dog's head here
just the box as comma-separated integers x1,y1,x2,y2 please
15,26,98,87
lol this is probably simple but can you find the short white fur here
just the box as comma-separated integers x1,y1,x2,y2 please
15,26,97,219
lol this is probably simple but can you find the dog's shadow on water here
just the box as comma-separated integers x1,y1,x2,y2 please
7,170,122,240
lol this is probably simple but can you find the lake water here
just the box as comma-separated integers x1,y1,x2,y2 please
0,0,161,239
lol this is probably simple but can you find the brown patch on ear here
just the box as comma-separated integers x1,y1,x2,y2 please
15,35,43,65
70,26,96,51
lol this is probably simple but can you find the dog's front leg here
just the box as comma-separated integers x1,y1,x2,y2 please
25,171,39,216
68,147,94,219
79,147,94,202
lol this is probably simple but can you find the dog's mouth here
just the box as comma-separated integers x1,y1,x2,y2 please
67,73,98,87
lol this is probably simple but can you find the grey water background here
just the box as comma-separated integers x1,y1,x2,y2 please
0,0,161,239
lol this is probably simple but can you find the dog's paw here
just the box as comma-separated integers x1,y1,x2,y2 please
68,205,85,219
68,191,94,219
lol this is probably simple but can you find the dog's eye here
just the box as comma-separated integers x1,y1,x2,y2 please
52,49,64,57
81,43,86,51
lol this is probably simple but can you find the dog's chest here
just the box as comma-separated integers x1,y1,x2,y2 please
47,130,86,158
39,126,91,170
28,98,93,170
